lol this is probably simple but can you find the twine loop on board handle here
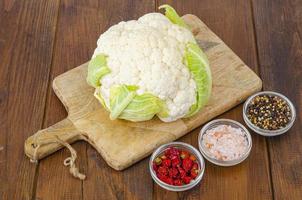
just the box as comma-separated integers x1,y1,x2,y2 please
30,134,89,180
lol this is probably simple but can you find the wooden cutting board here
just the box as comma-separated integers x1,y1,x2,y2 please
24,14,262,170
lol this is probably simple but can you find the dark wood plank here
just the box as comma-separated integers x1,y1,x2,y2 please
0,0,60,199
34,0,155,200
34,0,96,198
252,0,302,199
155,0,272,199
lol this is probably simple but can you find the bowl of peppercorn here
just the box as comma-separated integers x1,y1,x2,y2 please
243,91,296,136
149,142,205,191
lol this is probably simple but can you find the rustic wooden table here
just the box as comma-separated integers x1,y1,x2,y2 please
1,0,301,199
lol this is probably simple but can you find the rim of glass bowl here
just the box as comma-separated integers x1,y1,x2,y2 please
243,91,296,136
149,142,205,192
198,119,252,167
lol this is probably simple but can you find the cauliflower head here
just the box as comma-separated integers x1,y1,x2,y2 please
87,5,212,122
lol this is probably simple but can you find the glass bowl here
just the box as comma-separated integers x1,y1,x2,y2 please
243,91,296,136
198,119,252,166
149,142,205,191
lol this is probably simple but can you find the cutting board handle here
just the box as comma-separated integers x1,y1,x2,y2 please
24,118,83,161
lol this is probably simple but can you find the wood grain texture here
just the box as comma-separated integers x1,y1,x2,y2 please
156,0,272,199
252,0,302,199
34,0,97,199
0,0,60,199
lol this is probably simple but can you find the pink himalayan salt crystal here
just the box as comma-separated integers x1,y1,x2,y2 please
202,125,248,161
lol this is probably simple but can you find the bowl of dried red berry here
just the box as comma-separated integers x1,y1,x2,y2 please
149,142,205,191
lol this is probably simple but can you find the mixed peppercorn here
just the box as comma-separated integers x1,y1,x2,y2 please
246,94,292,130
152,147,200,186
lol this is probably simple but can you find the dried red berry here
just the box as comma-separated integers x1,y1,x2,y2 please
189,155,196,161
171,157,181,167
178,167,186,179
162,159,171,167
159,174,173,184
183,176,192,184
152,163,158,171
158,174,168,182
168,168,179,178
154,157,162,165
190,168,199,179
192,162,198,170
166,147,180,159
180,151,190,159
165,177,174,185
155,147,199,186
158,166,168,176
173,179,182,186
183,158,193,172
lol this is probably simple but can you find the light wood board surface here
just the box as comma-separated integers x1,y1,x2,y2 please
24,14,262,170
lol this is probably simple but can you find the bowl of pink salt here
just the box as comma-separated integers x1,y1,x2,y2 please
198,119,252,166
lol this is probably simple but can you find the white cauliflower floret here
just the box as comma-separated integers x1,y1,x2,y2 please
92,13,196,122
87,5,212,122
